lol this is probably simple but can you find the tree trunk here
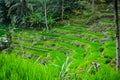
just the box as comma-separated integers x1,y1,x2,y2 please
7,30,12,53
21,0,27,15
44,0,49,32
92,0,94,13
114,0,120,71
61,0,64,20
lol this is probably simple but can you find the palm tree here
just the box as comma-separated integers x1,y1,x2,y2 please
7,0,33,26
92,0,94,13
44,0,49,32
40,0,49,32
7,0,33,16
61,0,64,20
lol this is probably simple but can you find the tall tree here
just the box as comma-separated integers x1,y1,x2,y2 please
114,0,120,71
44,0,49,32
7,0,33,26
8,0,33,16
92,0,94,13
61,0,64,20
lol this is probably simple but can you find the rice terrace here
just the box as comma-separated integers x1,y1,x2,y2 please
0,0,120,80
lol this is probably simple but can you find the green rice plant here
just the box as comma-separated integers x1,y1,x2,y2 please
85,65,120,80
0,54,56,80
102,41,116,58
4,17,118,80
59,56,73,80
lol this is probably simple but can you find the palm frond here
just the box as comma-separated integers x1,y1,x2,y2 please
7,3,20,16
4,0,14,7
27,3,33,12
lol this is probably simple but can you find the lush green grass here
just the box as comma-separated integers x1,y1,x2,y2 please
0,54,56,80
79,64,120,80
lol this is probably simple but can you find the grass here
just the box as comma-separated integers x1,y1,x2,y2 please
79,64,120,80
0,54,55,80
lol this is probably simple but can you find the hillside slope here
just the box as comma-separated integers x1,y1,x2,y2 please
0,11,120,79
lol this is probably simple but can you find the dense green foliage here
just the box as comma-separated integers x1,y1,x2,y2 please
0,0,88,28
